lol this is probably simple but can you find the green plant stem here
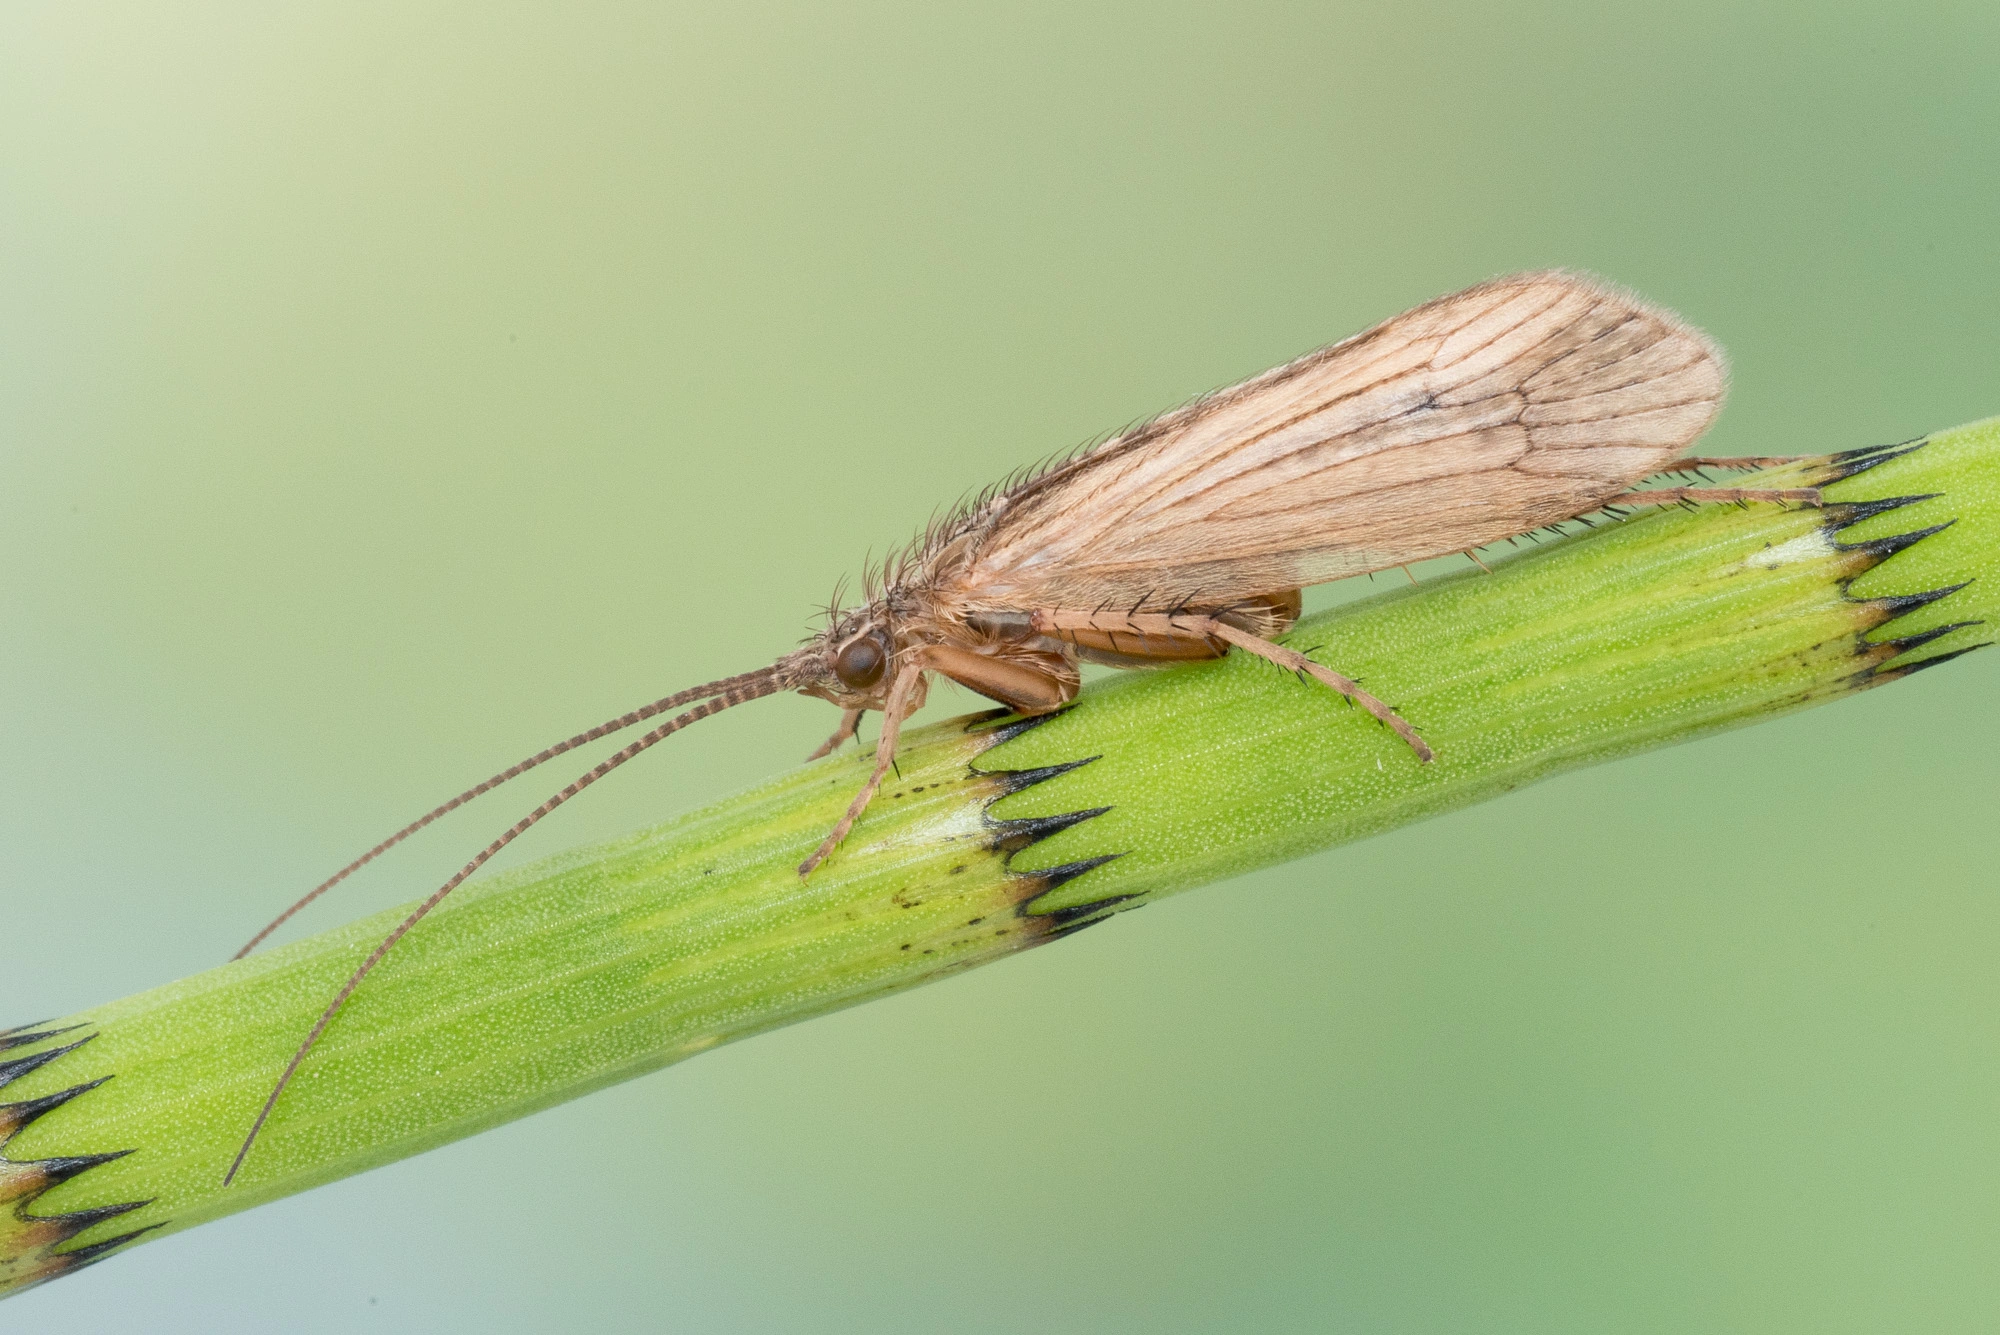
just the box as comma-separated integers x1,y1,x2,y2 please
3,420,1995,1296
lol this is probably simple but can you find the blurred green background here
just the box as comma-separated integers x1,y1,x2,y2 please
3,2,1997,1330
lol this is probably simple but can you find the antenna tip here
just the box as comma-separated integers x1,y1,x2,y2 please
222,1131,259,1187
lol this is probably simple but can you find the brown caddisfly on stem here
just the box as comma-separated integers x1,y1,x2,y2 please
223,270,1823,1184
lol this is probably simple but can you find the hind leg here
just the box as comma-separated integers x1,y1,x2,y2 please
1661,455,1811,471
1606,485,1823,508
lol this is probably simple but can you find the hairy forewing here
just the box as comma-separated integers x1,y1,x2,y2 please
932,271,1725,611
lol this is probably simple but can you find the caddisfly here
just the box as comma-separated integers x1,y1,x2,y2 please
225,270,1818,1182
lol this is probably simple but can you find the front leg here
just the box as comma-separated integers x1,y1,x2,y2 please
798,659,925,877
805,708,863,761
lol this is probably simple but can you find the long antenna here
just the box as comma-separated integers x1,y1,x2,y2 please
232,667,778,960
223,666,793,1186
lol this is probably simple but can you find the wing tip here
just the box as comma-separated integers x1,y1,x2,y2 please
1471,267,1730,399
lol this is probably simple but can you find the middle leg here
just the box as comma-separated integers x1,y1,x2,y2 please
1029,609,1433,763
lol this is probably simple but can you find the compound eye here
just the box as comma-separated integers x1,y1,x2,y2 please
833,632,889,690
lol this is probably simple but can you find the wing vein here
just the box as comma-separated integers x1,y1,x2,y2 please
925,271,1724,610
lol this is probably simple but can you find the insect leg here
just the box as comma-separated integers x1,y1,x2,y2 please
1030,610,1433,762
1195,619,1434,762
798,658,926,878
805,709,864,761
1604,486,1823,509
1662,455,1810,471
922,641,1078,714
